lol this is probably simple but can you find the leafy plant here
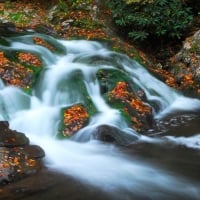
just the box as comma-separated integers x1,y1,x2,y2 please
68,0,91,10
57,0,68,13
8,12,30,24
4,1,13,9
108,0,193,41
73,18,100,29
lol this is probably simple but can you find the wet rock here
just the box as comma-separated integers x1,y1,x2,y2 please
47,5,68,25
22,145,45,159
0,51,36,89
0,121,8,129
0,23,18,36
92,124,139,146
97,69,153,132
59,104,89,138
0,121,45,185
0,121,29,147
33,24,59,37
170,29,200,96
61,19,74,31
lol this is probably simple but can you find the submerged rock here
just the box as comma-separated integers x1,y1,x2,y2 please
92,124,138,146
0,121,45,185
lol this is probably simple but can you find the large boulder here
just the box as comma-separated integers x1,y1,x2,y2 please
92,124,139,146
169,30,200,97
0,121,45,185
97,69,153,133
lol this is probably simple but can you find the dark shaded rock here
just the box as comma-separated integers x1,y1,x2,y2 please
22,145,45,159
0,121,45,185
0,121,29,147
33,24,59,37
0,169,114,200
0,146,44,185
0,121,9,129
92,124,139,146
0,23,18,36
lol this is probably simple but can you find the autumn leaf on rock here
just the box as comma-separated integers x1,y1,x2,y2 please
62,105,89,137
18,52,42,67
33,37,55,52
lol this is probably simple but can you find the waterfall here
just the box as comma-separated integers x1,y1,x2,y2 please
0,34,200,199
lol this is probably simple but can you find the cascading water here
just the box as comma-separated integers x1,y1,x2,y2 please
0,33,200,199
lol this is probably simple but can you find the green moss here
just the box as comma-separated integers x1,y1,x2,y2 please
55,70,98,139
190,39,200,53
4,1,13,9
8,12,30,24
73,18,101,29
57,103,90,139
97,68,141,94
69,0,92,10
0,37,10,46
4,50,43,75
22,86,32,94
106,96,133,124
31,35,67,55
57,70,97,116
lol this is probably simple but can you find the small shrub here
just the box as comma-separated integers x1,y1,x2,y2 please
108,0,193,41
68,0,91,10
57,0,68,13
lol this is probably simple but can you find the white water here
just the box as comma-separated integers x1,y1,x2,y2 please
1,34,200,199
165,134,200,150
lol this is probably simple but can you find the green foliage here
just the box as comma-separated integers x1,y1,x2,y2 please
68,0,91,10
57,0,68,13
73,18,100,29
4,1,13,9
125,0,153,4
8,12,30,24
184,0,200,15
108,0,193,41
0,37,10,46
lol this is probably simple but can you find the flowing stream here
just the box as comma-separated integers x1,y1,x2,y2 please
0,34,200,199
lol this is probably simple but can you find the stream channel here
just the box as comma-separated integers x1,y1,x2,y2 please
0,33,200,200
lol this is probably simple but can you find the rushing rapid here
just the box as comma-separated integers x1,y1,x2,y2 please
0,34,200,199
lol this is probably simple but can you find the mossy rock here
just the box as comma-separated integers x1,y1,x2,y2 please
97,69,153,132
32,34,66,55
0,37,10,46
57,104,90,139
57,69,97,116
96,68,144,97
0,50,40,92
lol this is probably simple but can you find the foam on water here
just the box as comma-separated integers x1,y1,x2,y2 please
165,134,200,150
